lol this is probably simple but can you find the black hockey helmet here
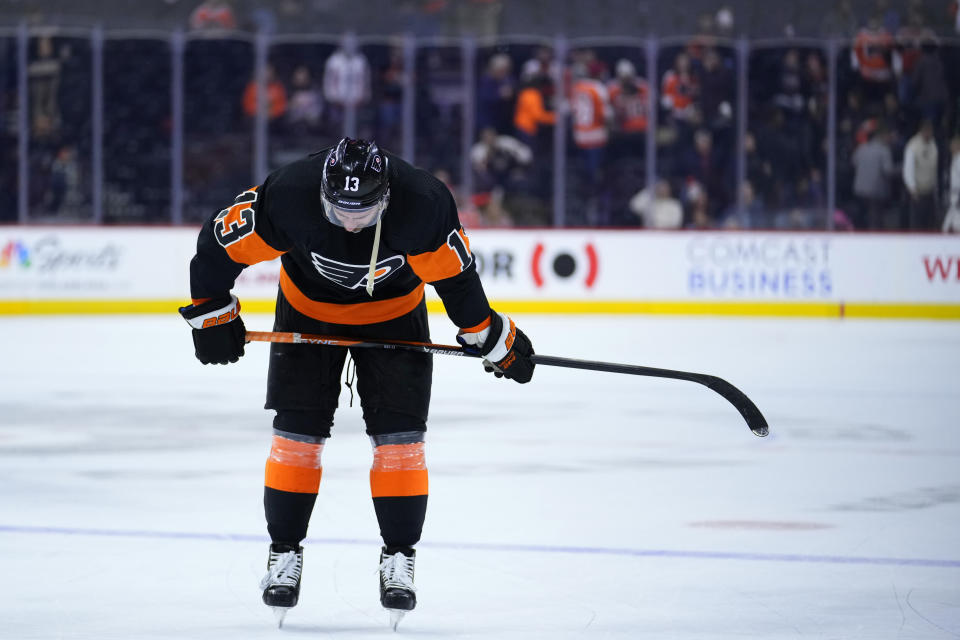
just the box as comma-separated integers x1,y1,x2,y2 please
321,137,390,231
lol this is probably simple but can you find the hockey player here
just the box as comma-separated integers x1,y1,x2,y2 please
179,138,535,628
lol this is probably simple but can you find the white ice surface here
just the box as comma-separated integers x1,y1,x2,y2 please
1,313,958,639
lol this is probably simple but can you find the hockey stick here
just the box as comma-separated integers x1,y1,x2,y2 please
245,330,769,438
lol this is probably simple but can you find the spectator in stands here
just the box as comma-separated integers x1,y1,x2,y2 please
242,64,288,124
476,53,516,135
607,58,649,161
720,180,767,229
569,54,611,186
744,131,775,206
902,119,938,229
629,179,683,229
909,39,948,131
376,47,405,148
678,128,729,218
698,48,734,135
520,46,559,83
28,36,61,140
685,12,717,68
323,33,371,130
943,135,960,233
853,15,895,102
569,51,613,224
471,126,532,199
470,127,531,226
286,65,323,135
893,11,935,107
683,180,713,229
774,49,805,119
661,51,698,127
46,144,83,215
189,0,237,31
789,167,827,228
804,51,829,110
513,73,555,150
851,125,895,228
882,91,910,146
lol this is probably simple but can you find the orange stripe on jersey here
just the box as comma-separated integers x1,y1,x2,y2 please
460,315,491,333
224,231,284,266
370,443,428,498
407,228,473,283
264,434,324,494
280,267,425,325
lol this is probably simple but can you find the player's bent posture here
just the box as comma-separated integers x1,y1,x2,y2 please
179,138,535,628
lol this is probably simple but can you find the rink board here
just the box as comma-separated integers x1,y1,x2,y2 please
0,227,958,319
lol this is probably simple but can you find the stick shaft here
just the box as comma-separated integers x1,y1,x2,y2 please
245,330,768,437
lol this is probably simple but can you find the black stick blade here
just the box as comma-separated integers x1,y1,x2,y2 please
697,375,769,437
530,354,768,437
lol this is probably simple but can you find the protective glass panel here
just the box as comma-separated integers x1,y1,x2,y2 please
472,42,554,227
655,42,738,230
414,45,465,216
266,41,339,170
0,36,17,222
28,35,93,221
183,37,253,223
103,38,171,223
564,44,649,227
747,45,829,230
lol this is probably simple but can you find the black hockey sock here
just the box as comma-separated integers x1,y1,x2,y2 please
264,487,318,544
373,495,428,548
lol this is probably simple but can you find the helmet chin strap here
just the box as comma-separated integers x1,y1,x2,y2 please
365,215,383,297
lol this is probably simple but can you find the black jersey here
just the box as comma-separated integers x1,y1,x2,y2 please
189,149,491,329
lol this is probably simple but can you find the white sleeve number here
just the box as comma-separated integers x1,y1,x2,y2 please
446,229,473,270
344,176,360,191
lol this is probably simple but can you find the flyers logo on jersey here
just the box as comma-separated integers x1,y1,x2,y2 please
311,252,406,290
214,188,258,248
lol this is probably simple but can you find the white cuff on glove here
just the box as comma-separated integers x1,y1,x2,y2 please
482,312,514,363
182,295,241,329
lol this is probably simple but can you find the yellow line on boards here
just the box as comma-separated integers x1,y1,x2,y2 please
2,299,959,320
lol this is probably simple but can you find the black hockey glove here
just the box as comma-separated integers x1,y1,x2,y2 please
457,311,535,383
178,295,246,365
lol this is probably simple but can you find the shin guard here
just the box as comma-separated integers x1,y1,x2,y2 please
264,430,326,545
369,432,428,549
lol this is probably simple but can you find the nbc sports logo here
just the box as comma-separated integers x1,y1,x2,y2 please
0,241,30,268
530,242,598,289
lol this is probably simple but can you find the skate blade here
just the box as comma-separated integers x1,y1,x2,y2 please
271,607,288,628
388,609,405,631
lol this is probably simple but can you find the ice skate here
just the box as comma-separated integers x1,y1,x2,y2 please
259,543,303,628
378,546,416,630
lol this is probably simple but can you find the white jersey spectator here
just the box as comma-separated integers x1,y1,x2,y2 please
323,42,370,107
470,128,533,169
629,180,684,229
903,122,938,197
903,120,939,229
944,137,960,233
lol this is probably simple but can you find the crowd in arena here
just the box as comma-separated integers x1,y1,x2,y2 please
1,0,959,230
